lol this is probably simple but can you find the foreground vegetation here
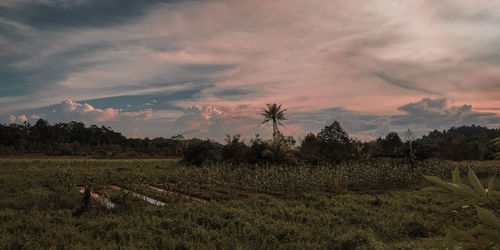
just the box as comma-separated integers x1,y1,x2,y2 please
1,158,499,249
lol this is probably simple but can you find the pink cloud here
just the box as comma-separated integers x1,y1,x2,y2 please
17,115,27,122
38,100,156,123
8,114,38,123
61,100,118,122
350,134,377,142
121,109,154,120
172,104,305,142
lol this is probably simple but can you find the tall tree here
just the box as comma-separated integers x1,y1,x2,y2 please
317,121,351,162
259,103,287,140
317,121,349,145
380,132,403,156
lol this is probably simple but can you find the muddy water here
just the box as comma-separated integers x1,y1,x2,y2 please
149,186,207,203
109,185,166,206
76,187,116,209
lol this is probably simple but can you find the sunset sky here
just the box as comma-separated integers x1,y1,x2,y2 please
1,0,500,141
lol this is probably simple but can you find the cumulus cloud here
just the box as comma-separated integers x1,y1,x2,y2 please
171,104,305,141
172,105,234,139
390,98,500,130
121,109,154,121
17,115,28,122
35,100,156,124
8,114,29,123
59,100,118,122
295,97,500,140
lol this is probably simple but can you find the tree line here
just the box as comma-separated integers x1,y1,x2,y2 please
0,119,183,157
183,121,500,166
2,117,499,164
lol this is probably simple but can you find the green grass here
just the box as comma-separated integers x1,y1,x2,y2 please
0,158,498,249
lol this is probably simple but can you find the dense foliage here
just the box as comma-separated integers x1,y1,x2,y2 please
0,119,184,157
183,122,500,166
412,126,500,160
1,119,499,164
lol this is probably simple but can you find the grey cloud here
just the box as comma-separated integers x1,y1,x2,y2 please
79,87,204,112
397,98,447,115
0,0,182,30
211,89,251,100
391,98,499,131
295,98,500,140
375,72,438,94
430,1,500,23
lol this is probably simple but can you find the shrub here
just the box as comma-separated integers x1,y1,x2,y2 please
222,135,249,164
182,140,222,167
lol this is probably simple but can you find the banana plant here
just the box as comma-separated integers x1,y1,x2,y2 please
260,136,295,162
422,167,500,249
492,137,500,160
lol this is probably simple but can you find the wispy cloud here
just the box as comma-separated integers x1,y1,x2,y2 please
1,0,499,139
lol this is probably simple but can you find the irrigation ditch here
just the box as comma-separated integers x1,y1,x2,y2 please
75,184,207,209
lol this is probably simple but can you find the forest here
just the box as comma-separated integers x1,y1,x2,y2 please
1,118,499,163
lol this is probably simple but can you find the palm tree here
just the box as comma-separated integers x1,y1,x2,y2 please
259,103,287,140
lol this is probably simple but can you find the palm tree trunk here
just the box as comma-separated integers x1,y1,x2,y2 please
272,119,279,140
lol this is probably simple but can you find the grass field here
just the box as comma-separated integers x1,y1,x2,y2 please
0,158,499,249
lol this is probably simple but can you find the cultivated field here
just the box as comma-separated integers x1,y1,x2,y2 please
0,158,499,249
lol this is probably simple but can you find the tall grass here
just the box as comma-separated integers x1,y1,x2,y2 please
0,158,498,248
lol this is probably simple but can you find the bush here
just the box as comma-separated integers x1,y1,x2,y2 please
182,140,223,166
222,135,249,163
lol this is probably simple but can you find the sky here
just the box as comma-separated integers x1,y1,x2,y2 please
1,0,500,142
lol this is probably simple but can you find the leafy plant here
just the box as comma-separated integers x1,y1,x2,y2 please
492,137,500,160
222,134,249,163
423,167,500,249
260,136,296,163
181,140,222,167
